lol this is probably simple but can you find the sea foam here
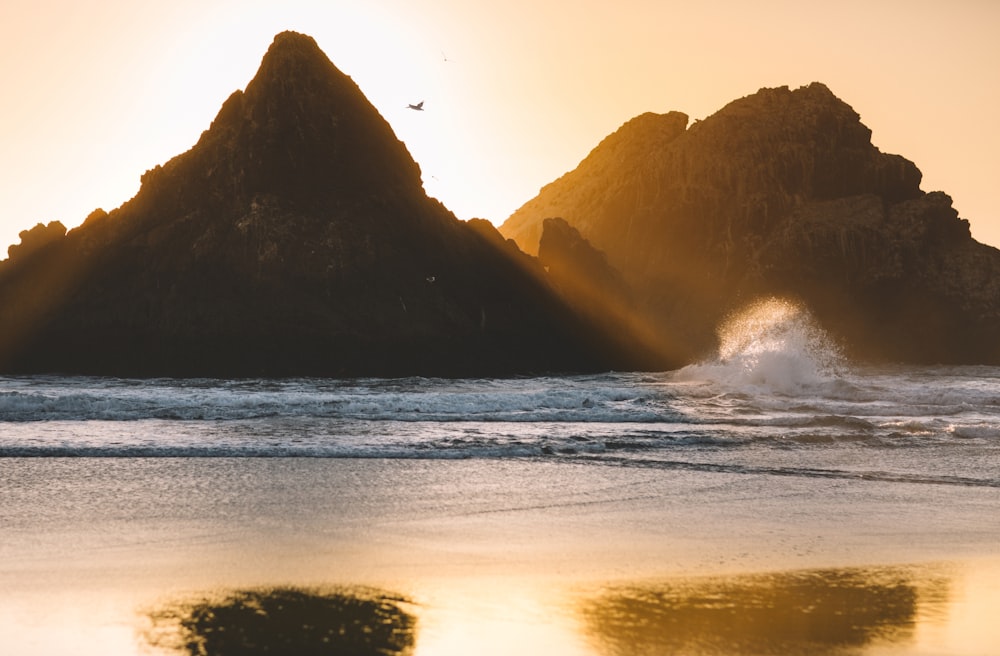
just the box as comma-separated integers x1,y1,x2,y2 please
675,297,846,394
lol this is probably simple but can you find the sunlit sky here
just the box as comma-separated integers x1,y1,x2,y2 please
2,0,998,257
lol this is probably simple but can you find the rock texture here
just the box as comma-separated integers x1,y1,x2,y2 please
502,84,1000,365
0,32,604,377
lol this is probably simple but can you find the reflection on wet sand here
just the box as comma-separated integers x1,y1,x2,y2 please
138,563,992,656
580,566,949,655
144,586,416,656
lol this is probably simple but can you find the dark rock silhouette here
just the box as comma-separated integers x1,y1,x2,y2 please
0,32,602,377
7,52,998,374
581,566,932,655
145,586,415,656
538,217,672,369
6,221,67,263
502,83,1000,364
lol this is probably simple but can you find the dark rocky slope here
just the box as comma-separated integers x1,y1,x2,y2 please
0,32,605,377
537,217,674,369
502,84,1000,364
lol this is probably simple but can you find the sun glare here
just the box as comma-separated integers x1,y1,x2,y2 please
718,297,806,362
412,577,593,656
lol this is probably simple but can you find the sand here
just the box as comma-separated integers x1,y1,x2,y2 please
1,457,999,655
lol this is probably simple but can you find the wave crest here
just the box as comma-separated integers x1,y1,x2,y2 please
677,297,846,393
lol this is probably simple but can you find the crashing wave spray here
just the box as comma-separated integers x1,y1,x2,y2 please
679,297,846,392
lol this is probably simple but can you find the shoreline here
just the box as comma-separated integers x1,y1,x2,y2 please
2,457,999,654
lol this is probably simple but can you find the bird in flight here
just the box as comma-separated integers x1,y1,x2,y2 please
407,101,424,111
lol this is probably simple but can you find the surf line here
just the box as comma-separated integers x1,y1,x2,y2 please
555,454,1000,488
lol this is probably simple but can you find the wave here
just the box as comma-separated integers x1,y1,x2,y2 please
2,370,998,443
4,446,994,489
674,297,846,394
0,414,983,459
949,423,1000,440
0,375,681,423
562,455,1000,488
668,299,1000,437
4,361,997,492
0,445,491,458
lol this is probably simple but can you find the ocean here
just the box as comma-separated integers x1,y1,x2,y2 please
2,328,998,490
2,302,999,655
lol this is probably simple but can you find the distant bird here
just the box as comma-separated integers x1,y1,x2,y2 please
407,101,424,111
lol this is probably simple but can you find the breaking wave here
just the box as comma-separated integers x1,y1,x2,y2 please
0,375,680,424
674,297,846,393
1,319,998,489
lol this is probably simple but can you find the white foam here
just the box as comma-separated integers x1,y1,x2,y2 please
675,297,846,395
949,423,1000,440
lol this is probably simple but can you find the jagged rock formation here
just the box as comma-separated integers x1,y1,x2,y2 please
0,32,604,377
502,84,1000,364
6,221,67,263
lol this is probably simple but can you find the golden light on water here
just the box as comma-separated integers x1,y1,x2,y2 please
410,577,593,656
580,566,940,656
717,297,818,362
6,562,997,655
924,558,1000,654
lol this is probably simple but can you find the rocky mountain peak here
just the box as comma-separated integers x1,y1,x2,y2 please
128,30,424,239
0,32,604,377
501,83,1000,365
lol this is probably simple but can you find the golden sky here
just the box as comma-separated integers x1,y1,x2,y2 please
2,0,998,255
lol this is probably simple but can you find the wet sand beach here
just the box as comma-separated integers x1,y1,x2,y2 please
2,457,998,654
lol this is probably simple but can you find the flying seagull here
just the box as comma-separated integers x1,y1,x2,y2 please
407,101,424,111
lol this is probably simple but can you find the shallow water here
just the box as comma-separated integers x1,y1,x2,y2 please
2,361,998,491
1,455,998,655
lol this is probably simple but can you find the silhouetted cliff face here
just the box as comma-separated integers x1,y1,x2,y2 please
0,32,600,377
502,83,1000,364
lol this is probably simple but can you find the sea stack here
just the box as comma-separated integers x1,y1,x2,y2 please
0,32,604,377
502,83,1000,365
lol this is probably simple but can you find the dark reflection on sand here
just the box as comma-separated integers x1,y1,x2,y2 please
581,566,949,656
144,586,416,656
